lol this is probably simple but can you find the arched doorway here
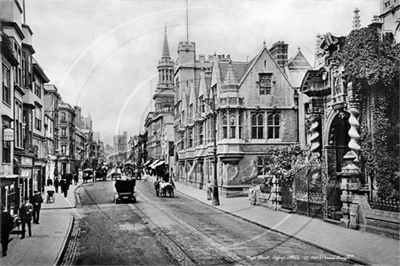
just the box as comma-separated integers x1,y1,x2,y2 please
325,111,350,221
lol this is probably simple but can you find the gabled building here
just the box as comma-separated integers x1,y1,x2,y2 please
174,40,311,197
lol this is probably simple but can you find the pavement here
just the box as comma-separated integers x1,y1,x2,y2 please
2,176,399,266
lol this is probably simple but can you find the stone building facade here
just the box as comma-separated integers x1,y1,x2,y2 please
173,40,311,197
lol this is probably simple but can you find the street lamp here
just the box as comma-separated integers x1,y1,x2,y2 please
203,92,220,206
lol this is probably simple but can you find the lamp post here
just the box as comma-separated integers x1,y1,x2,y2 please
203,94,220,206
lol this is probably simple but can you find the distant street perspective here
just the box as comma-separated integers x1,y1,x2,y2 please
1,0,399,266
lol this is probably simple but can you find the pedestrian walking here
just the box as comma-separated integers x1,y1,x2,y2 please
46,177,53,186
31,191,43,224
1,204,14,257
74,173,78,185
60,179,69,197
54,177,60,193
19,197,33,239
206,180,212,200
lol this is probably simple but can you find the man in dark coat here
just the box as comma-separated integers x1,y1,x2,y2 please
60,179,69,197
46,177,53,186
30,191,43,224
1,204,14,256
54,177,60,193
19,197,33,239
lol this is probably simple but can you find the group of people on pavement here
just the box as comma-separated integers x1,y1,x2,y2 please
0,190,43,257
47,176,71,197
1,175,75,257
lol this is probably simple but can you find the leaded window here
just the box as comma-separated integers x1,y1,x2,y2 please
230,115,236,138
268,113,280,139
259,73,272,95
222,113,228,139
251,113,264,139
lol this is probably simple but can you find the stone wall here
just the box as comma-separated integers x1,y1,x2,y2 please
353,195,400,239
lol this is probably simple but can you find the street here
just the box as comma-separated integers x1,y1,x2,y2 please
63,177,354,265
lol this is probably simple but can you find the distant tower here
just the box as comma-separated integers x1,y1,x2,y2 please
154,26,175,113
353,8,361,30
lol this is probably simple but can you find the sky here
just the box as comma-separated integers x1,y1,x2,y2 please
24,0,380,146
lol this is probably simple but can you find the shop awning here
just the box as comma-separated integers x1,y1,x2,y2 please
149,160,160,169
143,160,152,167
154,161,165,168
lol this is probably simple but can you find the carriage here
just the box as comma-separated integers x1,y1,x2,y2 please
114,179,137,204
95,167,108,181
83,169,94,183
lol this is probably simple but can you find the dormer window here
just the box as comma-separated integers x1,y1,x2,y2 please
259,73,272,95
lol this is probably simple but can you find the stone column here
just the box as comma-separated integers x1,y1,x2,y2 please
339,96,361,228
308,112,321,160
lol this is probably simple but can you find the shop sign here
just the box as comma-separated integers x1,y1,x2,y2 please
3,128,14,141
20,169,32,177
21,157,33,165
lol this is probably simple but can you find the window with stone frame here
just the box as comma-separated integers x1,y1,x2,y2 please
61,127,66,137
14,101,23,148
239,111,243,139
35,107,42,131
257,156,271,176
199,124,204,145
257,156,264,176
61,144,67,154
34,83,41,98
199,96,205,113
207,119,211,144
2,126,11,163
222,113,228,139
2,63,11,105
267,113,280,139
61,112,66,122
251,113,264,139
259,73,272,95
14,42,22,86
22,50,26,87
188,128,193,148
189,104,193,119
230,114,236,138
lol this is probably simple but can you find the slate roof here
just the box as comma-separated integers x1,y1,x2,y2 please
218,61,251,84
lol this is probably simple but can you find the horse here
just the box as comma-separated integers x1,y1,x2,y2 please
164,184,174,197
160,183,174,197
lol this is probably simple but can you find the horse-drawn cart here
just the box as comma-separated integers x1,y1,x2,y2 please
114,179,137,204
83,168,93,183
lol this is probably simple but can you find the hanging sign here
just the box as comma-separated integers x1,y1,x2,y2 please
3,128,14,141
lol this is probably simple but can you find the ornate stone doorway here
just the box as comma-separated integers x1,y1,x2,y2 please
324,111,350,221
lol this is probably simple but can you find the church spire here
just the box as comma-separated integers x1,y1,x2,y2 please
162,26,171,58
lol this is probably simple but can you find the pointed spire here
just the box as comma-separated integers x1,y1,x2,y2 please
223,61,238,85
162,25,170,58
353,8,361,30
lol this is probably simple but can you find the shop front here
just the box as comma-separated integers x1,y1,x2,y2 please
0,174,19,216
